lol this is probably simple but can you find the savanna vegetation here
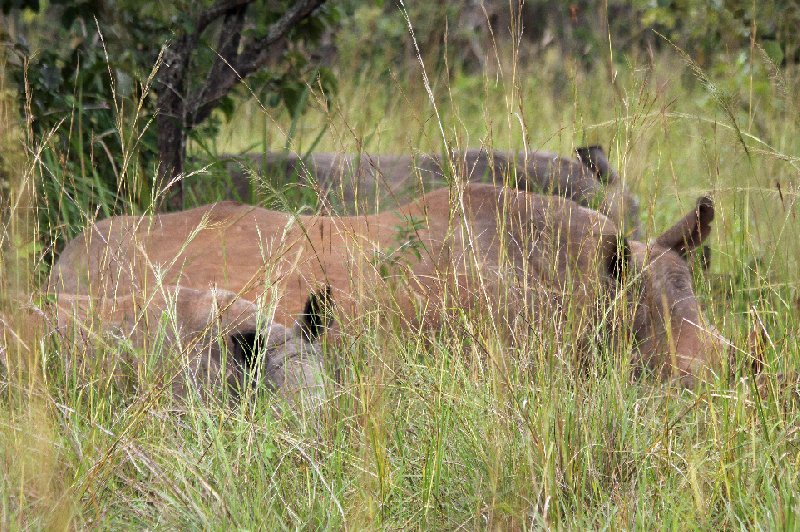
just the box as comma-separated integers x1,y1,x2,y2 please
1,1,799,528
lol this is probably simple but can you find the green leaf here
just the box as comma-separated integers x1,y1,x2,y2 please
762,40,784,66
217,95,235,122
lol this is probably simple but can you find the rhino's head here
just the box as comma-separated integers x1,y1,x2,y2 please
42,285,332,408
228,286,333,409
626,196,732,386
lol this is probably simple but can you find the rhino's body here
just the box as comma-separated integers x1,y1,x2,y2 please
50,184,727,385
223,146,641,238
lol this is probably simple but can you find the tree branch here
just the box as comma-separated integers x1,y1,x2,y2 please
196,0,255,34
190,0,326,123
236,0,326,73
191,4,248,123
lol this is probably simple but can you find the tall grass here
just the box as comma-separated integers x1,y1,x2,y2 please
2,11,800,529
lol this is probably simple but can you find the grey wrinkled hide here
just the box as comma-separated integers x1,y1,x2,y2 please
38,286,325,408
222,147,641,238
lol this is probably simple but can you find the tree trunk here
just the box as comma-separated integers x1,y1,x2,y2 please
157,110,186,211
156,41,191,212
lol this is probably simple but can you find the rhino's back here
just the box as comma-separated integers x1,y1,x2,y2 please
48,202,258,296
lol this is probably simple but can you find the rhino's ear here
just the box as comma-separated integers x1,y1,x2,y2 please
654,196,714,258
576,145,615,184
230,331,261,372
606,236,631,284
298,285,334,342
